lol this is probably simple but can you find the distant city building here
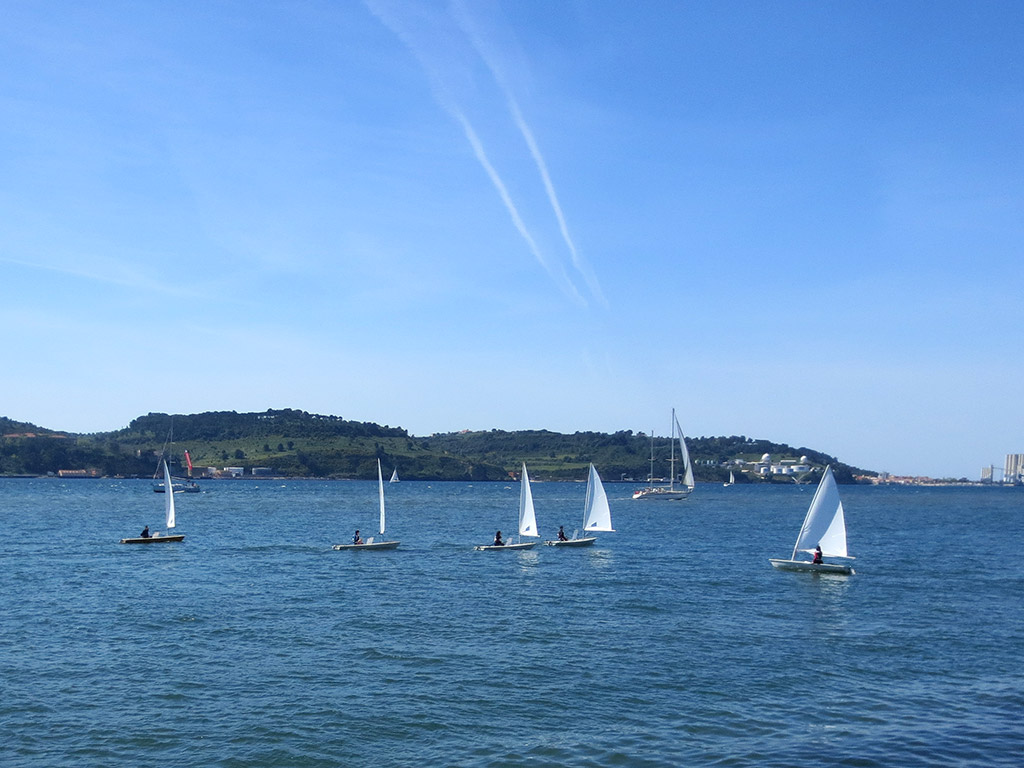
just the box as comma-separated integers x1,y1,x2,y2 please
1006,454,1024,484
981,466,995,482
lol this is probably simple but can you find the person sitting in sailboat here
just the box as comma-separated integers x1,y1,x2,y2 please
140,526,150,538
353,530,363,545
557,526,568,542
493,530,504,546
813,545,823,564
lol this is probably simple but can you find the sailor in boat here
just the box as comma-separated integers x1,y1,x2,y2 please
557,526,568,542
140,525,151,539
493,530,504,547
813,545,823,564
352,530,363,545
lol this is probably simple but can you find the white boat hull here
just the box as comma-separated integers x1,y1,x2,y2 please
120,534,185,544
544,537,597,547
333,540,401,550
632,487,690,501
474,541,538,551
769,558,854,575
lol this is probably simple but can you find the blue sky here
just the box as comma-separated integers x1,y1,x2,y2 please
2,1,1022,479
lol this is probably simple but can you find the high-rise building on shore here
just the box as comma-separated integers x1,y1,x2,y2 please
1005,454,1024,484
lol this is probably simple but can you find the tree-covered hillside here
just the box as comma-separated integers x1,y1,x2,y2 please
0,409,873,482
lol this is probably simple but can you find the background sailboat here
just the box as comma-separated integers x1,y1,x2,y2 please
121,460,185,543
389,468,399,483
546,463,613,547
333,460,400,550
633,409,694,500
769,466,855,574
476,463,539,550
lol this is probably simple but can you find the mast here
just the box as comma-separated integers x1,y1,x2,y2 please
648,431,655,489
668,408,677,492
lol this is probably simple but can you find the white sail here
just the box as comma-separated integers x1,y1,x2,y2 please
792,466,848,558
583,464,614,532
390,468,399,483
729,471,735,484
163,460,176,529
377,459,387,535
518,463,539,538
674,412,695,490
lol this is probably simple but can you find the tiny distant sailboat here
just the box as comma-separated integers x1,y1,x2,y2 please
121,461,185,544
389,468,399,483
333,460,400,550
545,463,614,547
724,470,735,487
633,408,694,500
769,466,855,575
476,463,540,551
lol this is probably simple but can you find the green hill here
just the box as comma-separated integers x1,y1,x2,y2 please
0,409,873,482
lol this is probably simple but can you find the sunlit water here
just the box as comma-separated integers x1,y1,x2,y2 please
1,479,1021,767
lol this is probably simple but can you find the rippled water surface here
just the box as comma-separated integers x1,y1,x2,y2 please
2,478,1022,767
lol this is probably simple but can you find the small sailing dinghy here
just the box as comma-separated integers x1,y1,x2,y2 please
633,409,694,500
121,461,185,544
475,463,539,551
389,468,399,483
724,470,735,487
333,460,400,550
769,465,854,575
545,463,614,547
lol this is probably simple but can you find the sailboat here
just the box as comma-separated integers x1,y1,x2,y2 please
545,463,614,547
152,422,200,493
769,466,855,574
333,459,400,550
632,408,694,500
724,470,735,487
389,468,399,483
121,461,185,543
475,463,540,551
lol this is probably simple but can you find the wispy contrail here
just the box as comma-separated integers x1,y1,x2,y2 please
0,254,200,299
452,0,607,307
506,98,607,307
364,0,596,307
452,111,585,305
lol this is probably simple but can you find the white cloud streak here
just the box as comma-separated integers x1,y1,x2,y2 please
364,0,601,308
452,110,585,305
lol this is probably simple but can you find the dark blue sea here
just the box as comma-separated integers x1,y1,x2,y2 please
1,478,1021,767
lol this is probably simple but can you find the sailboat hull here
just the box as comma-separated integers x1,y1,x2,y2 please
120,535,185,544
474,541,538,551
632,487,690,501
544,537,597,547
769,558,854,575
333,540,401,550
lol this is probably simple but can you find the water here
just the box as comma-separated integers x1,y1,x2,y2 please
1,479,1021,767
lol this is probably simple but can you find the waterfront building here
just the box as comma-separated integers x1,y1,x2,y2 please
1005,454,1024,484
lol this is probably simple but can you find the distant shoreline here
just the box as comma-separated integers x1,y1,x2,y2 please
0,474,1016,488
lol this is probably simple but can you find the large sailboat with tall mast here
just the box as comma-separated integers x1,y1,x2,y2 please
632,408,694,501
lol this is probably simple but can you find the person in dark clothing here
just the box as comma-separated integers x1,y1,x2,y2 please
140,526,150,538
493,530,504,546
557,526,568,541
353,530,363,545
813,545,823,564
